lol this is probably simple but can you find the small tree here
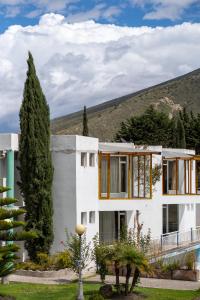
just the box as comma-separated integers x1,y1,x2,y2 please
0,186,37,282
82,106,89,136
65,232,90,274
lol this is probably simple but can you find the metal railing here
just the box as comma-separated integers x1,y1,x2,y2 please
99,227,200,256
157,227,200,253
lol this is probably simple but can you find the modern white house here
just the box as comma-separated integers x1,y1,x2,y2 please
0,133,200,255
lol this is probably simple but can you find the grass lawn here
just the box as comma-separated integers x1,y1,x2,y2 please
0,283,200,300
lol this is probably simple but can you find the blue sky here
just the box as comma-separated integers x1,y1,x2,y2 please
1,0,200,33
1,0,200,131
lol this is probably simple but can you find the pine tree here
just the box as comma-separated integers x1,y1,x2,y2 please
18,52,53,261
82,105,89,136
0,186,36,280
176,116,186,149
115,106,172,146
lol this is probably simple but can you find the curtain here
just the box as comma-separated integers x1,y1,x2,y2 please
110,157,119,193
101,157,107,194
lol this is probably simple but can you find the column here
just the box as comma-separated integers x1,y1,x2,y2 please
6,150,14,199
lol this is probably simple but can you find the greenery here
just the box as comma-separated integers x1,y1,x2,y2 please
17,251,71,271
64,232,91,274
115,106,172,146
0,186,37,279
93,228,151,296
83,105,89,136
115,105,200,152
18,52,54,261
0,283,199,300
174,116,186,148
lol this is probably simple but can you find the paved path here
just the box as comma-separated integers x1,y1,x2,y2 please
88,275,200,291
7,274,200,290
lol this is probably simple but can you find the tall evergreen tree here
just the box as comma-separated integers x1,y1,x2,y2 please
176,116,186,148
0,186,36,281
18,52,53,261
82,105,89,136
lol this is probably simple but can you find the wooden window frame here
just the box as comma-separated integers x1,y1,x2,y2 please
162,157,200,196
98,152,152,200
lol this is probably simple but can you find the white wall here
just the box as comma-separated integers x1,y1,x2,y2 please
75,136,99,244
179,204,196,231
51,136,77,253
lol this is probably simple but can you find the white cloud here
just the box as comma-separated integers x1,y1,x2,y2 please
1,13,200,130
131,0,199,20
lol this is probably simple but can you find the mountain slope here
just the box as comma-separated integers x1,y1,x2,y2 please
51,68,200,141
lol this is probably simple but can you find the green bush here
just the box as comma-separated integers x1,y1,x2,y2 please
17,250,71,271
185,252,195,270
54,251,71,270
162,261,180,272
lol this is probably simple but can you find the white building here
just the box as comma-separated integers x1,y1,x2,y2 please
0,134,200,254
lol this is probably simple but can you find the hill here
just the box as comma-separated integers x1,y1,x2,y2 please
51,68,200,141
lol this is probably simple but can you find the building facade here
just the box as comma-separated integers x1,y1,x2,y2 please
0,134,200,254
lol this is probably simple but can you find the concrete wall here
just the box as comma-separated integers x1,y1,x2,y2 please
75,136,99,243
51,136,77,253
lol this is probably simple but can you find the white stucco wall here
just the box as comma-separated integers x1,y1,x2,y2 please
51,135,77,253
75,136,99,244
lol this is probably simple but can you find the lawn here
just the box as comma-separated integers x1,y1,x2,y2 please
0,283,200,300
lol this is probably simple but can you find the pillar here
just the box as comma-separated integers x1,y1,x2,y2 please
6,150,14,244
6,150,14,199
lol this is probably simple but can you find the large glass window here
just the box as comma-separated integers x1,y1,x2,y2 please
99,153,152,199
101,156,108,198
110,156,128,198
131,155,151,198
163,158,200,195
196,161,200,194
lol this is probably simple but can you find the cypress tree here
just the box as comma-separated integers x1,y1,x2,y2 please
82,105,89,136
18,52,53,261
176,116,186,149
0,186,37,281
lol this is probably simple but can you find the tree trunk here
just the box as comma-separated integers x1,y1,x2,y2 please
130,267,140,293
115,261,120,294
125,264,131,296
1,276,9,284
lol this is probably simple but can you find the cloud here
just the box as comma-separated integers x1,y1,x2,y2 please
131,0,199,20
0,13,200,131
66,3,122,23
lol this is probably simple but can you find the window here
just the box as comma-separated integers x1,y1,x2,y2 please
99,153,152,199
197,161,200,194
110,156,128,198
89,153,95,167
81,152,87,167
132,155,151,198
163,159,193,195
81,212,87,225
101,156,108,198
89,211,95,223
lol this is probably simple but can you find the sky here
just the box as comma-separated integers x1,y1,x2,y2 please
0,0,200,131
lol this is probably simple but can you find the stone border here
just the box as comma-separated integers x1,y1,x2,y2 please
15,268,71,278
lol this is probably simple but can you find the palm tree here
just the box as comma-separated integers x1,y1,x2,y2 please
120,244,150,295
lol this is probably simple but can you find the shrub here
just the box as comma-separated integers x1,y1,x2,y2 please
17,250,71,271
162,261,180,273
185,252,195,270
54,251,71,270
